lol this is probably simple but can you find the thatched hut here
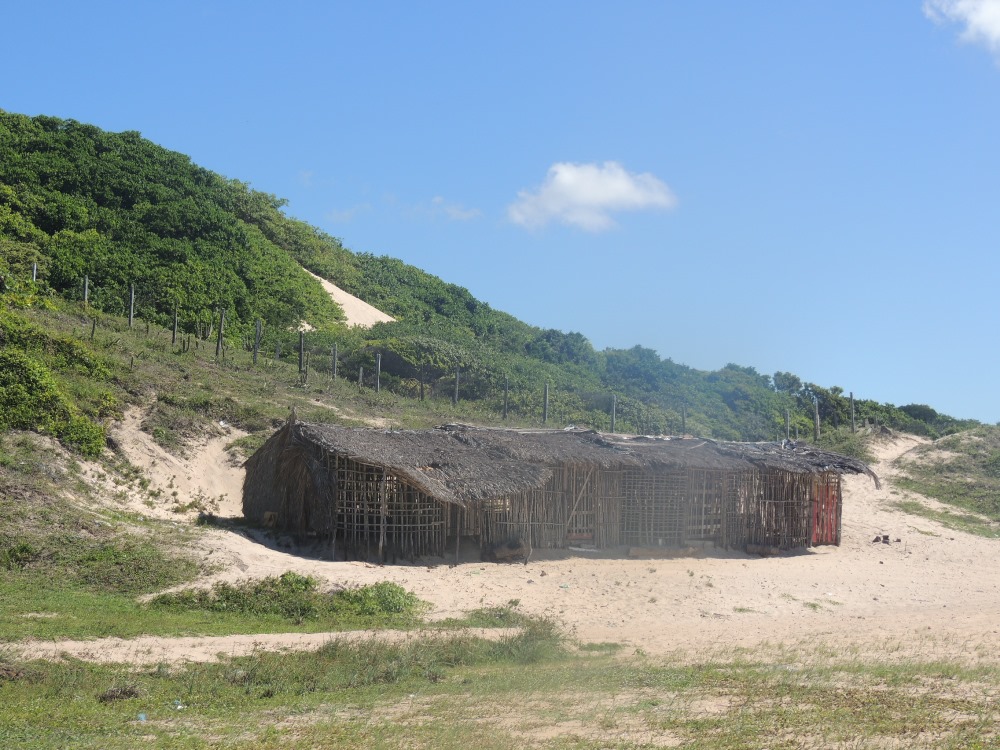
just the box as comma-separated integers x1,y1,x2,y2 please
243,418,877,561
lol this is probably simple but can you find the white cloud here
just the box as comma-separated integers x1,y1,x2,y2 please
924,0,1000,54
507,161,676,231
430,196,482,221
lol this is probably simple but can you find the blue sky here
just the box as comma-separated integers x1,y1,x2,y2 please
6,1,1000,421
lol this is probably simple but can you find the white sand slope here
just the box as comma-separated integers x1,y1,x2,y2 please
304,268,395,328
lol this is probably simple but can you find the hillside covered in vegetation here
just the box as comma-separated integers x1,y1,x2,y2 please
0,110,979,452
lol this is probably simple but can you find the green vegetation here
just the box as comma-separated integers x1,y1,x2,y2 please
2,641,998,749
892,425,1000,536
0,109,977,447
151,576,426,627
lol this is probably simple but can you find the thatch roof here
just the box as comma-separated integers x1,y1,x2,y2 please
247,421,879,510
610,435,881,488
294,422,553,506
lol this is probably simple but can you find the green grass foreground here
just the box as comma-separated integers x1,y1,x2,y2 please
2,634,999,749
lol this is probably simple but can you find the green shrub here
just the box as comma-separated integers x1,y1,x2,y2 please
150,575,425,625
0,349,105,456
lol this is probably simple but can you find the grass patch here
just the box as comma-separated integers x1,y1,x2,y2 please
893,426,1000,531
2,638,999,749
151,576,428,627
891,499,1000,539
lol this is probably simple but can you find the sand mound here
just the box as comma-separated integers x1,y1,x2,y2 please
304,268,394,328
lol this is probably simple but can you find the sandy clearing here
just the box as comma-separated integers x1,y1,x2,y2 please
304,268,394,328
20,432,1000,664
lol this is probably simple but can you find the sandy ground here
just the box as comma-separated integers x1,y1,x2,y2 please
18,432,1000,664
303,268,395,328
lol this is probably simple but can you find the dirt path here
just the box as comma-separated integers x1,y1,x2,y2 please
20,433,1000,664
16,628,516,665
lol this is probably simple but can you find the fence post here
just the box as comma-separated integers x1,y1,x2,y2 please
543,382,549,425
358,366,364,388
83,276,89,307
813,398,821,442
682,405,687,434
785,409,790,441
128,284,135,328
299,331,305,373
215,308,226,360
850,392,856,434
503,374,509,420
331,343,338,380
376,352,381,393
453,365,459,406
253,319,261,364
32,263,37,282
611,393,616,434
172,309,178,346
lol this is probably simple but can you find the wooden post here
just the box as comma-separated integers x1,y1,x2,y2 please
332,343,338,380
128,284,135,328
611,393,616,434
503,374,509,420
543,382,549,424
813,398,821,442
358,366,364,388
215,308,226,359
172,309,178,346
785,409,790,440
83,276,89,307
453,365,459,406
376,353,381,393
682,405,687,434
455,507,462,564
850,392,856,434
253,319,261,364
32,262,37,282
298,331,305,373
90,318,96,341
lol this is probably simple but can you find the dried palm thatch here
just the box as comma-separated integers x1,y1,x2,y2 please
243,419,878,558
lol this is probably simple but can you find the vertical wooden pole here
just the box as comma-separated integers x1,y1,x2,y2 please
503,374,509,420
682,405,687,435
784,409,790,441
611,393,617,433
298,331,305,373
32,263,37,282
358,366,364,388
83,276,89,307
215,308,226,359
128,284,135,328
332,343,338,380
543,382,549,424
253,319,261,364
376,353,381,393
453,365,459,406
90,318,96,341
850,392,856,434
813,398,821,442
172,309,178,346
